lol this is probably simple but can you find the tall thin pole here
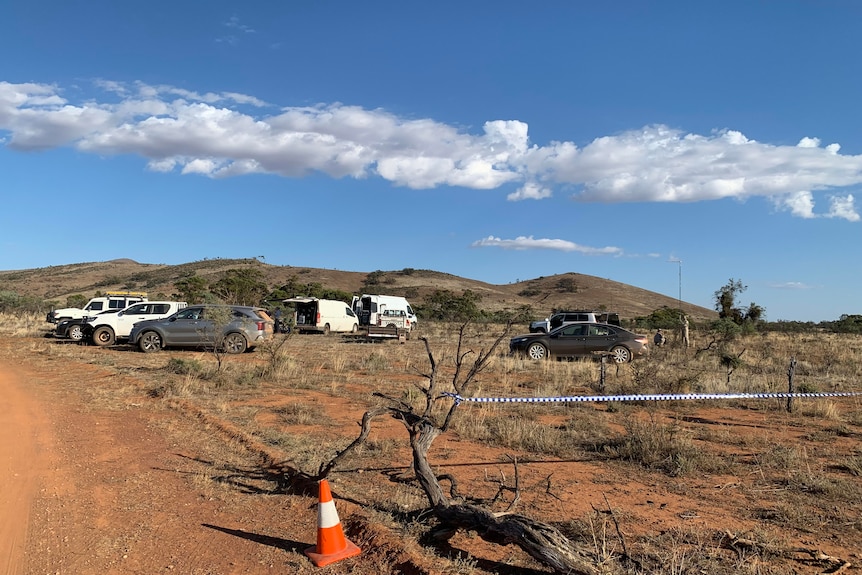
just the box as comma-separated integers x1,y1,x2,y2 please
668,258,682,320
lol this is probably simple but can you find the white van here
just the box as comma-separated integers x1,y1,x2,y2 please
351,294,418,332
284,297,359,335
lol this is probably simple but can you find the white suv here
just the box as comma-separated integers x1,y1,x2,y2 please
46,292,148,324
529,311,620,333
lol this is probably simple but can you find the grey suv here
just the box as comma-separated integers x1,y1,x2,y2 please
127,305,273,354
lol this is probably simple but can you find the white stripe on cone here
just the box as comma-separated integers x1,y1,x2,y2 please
318,499,340,529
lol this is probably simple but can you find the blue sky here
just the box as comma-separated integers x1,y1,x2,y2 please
1,2,860,322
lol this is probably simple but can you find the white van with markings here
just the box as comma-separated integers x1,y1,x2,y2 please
284,297,359,335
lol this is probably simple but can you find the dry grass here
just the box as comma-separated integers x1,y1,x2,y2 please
6,314,862,574
0,311,52,337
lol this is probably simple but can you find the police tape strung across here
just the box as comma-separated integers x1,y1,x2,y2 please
441,391,862,406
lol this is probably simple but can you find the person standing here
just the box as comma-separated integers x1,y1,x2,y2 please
682,315,690,348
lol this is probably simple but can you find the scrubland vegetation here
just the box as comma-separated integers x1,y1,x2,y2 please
4,312,862,574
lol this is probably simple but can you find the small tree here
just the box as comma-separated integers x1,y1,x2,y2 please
713,279,765,327
744,302,765,323
638,306,683,329
210,269,269,306
418,289,482,322
714,278,746,321
362,270,385,290
173,274,209,304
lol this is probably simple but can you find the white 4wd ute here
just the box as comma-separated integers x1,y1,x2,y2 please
82,301,188,346
529,310,621,333
46,291,148,324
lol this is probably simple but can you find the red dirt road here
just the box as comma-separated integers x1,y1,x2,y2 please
0,366,50,575
0,356,311,575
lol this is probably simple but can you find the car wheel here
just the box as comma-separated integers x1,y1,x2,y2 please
138,331,163,353
527,342,548,360
67,325,84,341
92,326,116,347
610,345,632,363
323,324,331,336
351,324,358,334
223,332,248,354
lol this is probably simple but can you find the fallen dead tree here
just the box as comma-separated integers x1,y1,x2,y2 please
316,322,611,575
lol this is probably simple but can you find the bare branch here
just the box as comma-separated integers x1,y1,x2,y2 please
372,391,414,413
602,493,629,560
420,336,440,418
316,406,389,479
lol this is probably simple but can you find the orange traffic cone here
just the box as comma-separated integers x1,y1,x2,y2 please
304,479,361,567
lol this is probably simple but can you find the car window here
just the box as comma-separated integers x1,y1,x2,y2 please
559,324,587,336
176,308,202,320
589,325,611,336
151,304,169,314
126,303,148,314
346,307,356,317
87,302,105,311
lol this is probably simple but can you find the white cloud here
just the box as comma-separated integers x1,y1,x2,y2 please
775,191,860,221
768,281,815,289
1,80,861,221
225,16,256,34
781,191,817,219
826,194,860,222
507,182,552,201
471,235,623,255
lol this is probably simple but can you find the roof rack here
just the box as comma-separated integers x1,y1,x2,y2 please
104,291,148,297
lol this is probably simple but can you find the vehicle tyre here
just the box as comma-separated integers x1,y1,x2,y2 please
526,342,548,360
223,332,248,354
67,324,84,342
92,326,116,347
610,345,632,363
386,323,397,329
323,323,331,336
351,324,358,333
138,331,162,353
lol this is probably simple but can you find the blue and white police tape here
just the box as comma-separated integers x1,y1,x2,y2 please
441,391,862,405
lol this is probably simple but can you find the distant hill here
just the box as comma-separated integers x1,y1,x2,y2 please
0,258,717,321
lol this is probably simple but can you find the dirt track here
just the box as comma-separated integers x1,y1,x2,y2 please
0,348,312,574
0,365,49,575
